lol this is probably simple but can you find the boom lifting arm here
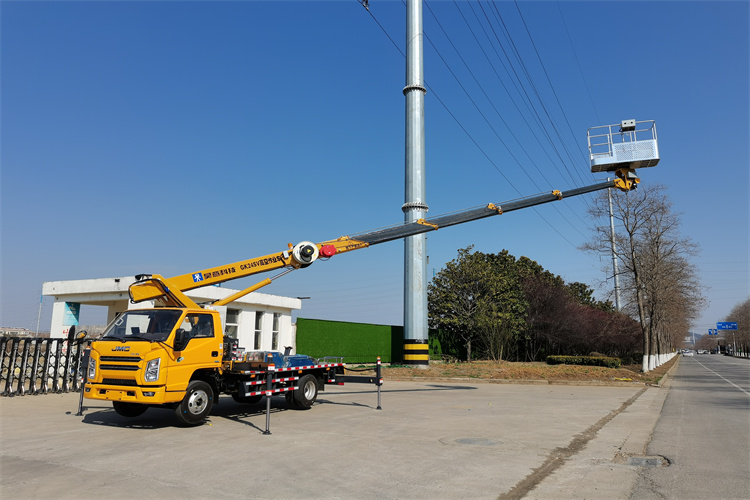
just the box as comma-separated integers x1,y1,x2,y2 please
129,167,638,309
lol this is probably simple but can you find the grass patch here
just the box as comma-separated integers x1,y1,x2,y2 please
369,357,677,385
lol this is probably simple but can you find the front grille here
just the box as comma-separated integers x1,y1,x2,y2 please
102,379,138,386
100,356,141,362
100,364,139,371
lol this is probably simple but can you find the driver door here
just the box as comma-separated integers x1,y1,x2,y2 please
167,313,223,392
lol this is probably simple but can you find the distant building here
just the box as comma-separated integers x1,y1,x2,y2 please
0,327,38,338
42,277,302,353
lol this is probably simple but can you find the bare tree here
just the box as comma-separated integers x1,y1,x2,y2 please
583,185,705,371
725,298,750,357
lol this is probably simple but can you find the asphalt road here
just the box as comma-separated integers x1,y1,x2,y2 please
631,354,750,500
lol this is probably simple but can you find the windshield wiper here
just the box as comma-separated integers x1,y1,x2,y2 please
123,335,152,342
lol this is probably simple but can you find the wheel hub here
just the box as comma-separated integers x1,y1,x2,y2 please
188,389,209,415
303,381,316,400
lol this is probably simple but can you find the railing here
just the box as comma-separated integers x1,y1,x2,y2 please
588,120,659,172
0,337,88,396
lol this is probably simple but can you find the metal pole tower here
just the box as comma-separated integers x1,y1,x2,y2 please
402,0,429,367
608,187,622,311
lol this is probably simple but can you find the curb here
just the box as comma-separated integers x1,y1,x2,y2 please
656,355,680,387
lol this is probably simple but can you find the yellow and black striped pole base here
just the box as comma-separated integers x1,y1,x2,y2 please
403,339,429,366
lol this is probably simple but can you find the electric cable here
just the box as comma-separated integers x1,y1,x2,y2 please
359,0,597,247
511,0,590,182
482,0,583,188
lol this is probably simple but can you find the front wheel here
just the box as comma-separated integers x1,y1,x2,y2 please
175,380,214,425
113,401,148,418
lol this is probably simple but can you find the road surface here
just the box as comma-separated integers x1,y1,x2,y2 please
631,354,750,500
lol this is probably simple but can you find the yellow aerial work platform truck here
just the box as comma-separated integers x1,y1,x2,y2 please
83,125,657,427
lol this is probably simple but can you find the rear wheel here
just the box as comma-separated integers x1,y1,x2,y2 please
112,401,148,418
174,380,214,425
291,374,318,409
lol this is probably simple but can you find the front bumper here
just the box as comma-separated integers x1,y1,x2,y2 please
84,383,183,405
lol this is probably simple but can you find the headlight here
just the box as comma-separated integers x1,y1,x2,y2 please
88,357,96,380
145,358,161,382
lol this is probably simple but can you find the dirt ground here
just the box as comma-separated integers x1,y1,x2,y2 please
353,357,678,386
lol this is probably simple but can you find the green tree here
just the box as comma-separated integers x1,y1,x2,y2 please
567,282,614,312
430,247,641,362
428,247,526,361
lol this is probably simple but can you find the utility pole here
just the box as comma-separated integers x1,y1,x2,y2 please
36,292,43,334
403,0,429,367
608,186,622,310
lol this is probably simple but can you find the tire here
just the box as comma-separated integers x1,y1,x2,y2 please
175,380,214,425
113,401,148,418
291,374,318,409
231,393,263,404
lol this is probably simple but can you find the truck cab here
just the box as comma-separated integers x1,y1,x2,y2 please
85,307,224,424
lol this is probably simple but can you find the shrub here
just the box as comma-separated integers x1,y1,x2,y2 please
619,352,643,365
546,355,621,369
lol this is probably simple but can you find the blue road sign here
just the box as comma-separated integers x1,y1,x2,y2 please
717,322,738,330
708,329,718,335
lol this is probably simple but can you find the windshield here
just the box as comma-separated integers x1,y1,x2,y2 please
101,310,182,342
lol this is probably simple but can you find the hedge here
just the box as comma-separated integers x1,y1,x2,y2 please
546,355,621,369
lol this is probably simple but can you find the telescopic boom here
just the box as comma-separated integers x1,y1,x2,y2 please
129,167,638,310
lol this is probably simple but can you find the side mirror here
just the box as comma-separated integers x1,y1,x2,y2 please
173,328,189,351
75,330,87,343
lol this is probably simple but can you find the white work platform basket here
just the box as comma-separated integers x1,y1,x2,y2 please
588,119,659,173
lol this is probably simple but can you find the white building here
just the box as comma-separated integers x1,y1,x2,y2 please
42,277,302,353
0,327,35,337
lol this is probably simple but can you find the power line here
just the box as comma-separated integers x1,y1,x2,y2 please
473,0,600,222
450,0,569,188
511,0,590,182
424,0,595,235
482,0,583,188
359,0,597,248
449,0,595,230
423,3,546,192
556,1,602,131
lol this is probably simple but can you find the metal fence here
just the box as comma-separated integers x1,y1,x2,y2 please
0,337,88,396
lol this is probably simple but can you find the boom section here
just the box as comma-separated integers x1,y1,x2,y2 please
338,178,620,249
169,248,294,292
129,247,301,307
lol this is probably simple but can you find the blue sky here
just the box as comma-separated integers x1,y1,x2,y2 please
2,0,748,337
